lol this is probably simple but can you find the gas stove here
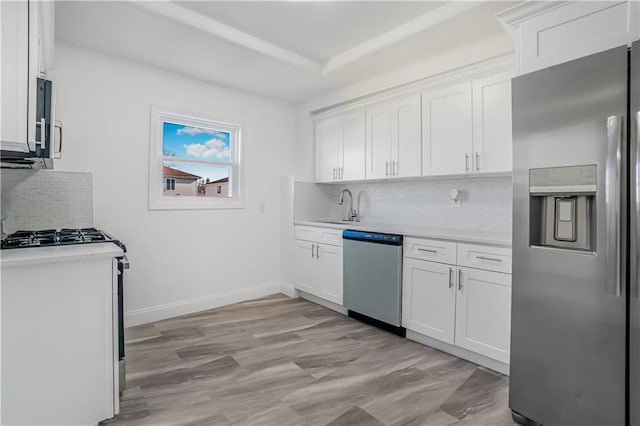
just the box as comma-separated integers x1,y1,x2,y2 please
1,228,126,251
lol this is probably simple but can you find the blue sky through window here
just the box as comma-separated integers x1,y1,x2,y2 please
162,122,231,162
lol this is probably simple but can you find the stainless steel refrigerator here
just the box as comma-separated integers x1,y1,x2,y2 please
510,41,639,426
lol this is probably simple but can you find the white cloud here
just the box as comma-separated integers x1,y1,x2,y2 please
177,127,227,139
183,138,230,159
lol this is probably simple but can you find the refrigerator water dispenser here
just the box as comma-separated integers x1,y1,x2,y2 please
529,165,596,252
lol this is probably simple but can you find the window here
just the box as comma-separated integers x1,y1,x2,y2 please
166,178,176,191
149,106,242,210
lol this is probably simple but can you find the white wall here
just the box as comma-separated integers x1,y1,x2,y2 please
50,43,297,326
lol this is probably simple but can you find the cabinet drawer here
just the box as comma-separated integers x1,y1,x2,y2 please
294,226,319,242
457,243,511,274
404,237,456,265
317,228,343,247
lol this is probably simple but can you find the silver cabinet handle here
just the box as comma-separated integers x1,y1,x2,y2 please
417,248,437,253
448,267,454,288
316,244,320,259
606,115,622,297
385,161,390,177
311,244,315,258
340,167,343,180
475,152,480,171
476,255,502,262
458,269,462,291
636,111,640,299
465,153,470,172
393,161,398,177
54,120,63,158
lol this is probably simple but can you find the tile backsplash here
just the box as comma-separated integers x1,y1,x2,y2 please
1,170,93,233
295,176,513,234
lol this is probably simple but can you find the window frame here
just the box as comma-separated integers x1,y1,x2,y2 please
148,106,243,210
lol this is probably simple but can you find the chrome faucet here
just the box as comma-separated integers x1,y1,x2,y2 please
338,189,358,222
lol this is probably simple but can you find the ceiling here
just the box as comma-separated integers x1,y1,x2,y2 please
178,2,445,62
55,1,517,103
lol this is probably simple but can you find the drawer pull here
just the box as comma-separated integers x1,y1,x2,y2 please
417,248,438,253
448,267,454,288
476,255,502,262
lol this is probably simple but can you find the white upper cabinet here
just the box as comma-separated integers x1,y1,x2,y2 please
497,1,640,75
341,111,366,182
365,93,421,179
1,0,54,152
366,104,393,179
315,111,365,182
1,1,30,151
315,118,341,182
392,94,422,178
422,82,473,176
471,72,514,174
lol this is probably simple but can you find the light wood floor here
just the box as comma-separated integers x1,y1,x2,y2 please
107,294,515,425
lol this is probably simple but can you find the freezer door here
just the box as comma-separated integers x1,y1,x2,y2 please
510,46,628,426
631,39,640,426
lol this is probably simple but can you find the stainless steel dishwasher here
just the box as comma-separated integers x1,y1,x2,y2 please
342,229,405,336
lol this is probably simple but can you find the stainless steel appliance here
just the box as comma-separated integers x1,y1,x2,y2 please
510,42,639,425
0,77,62,169
1,228,129,393
342,230,404,336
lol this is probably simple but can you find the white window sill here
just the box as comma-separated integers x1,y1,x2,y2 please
148,198,245,211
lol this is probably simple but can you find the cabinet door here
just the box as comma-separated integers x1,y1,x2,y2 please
294,240,317,294
472,72,513,174
316,244,343,305
392,94,422,178
365,105,393,179
315,118,341,182
1,1,30,150
402,258,456,344
340,111,365,181
455,267,511,363
422,82,473,176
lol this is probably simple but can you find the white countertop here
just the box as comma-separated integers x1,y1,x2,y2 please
1,243,124,267
295,220,512,246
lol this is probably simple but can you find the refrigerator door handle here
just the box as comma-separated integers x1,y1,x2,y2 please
606,115,623,297
636,111,640,299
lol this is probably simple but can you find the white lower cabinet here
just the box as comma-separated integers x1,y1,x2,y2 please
294,240,316,293
294,234,343,305
402,239,512,366
454,266,511,364
402,258,456,344
316,243,343,304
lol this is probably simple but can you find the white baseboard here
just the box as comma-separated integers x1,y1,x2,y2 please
279,281,300,298
406,329,510,376
125,281,287,327
299,291,348,315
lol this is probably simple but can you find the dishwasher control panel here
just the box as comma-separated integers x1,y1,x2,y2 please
343,230,403,246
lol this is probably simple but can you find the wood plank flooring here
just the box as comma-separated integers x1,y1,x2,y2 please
106,294,515,425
